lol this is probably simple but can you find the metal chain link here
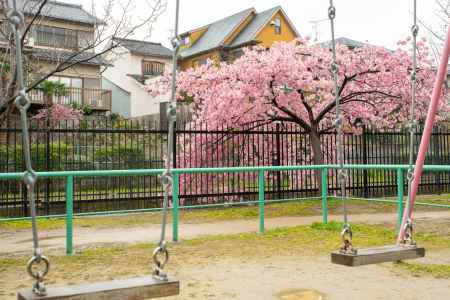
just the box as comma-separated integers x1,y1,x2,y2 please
402,0,419,246
153,0,181,281
5,0,49,295
328,0,356,254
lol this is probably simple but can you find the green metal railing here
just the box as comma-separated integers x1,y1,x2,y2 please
1,164,450,255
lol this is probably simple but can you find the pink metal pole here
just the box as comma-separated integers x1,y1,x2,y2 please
398,25,450,243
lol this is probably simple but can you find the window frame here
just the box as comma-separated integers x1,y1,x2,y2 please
142,60,165,76
34,25,79,50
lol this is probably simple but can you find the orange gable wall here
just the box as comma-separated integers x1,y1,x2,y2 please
180,27,208,51
255,11,297,48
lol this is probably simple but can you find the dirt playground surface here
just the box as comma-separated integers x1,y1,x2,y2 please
1,212,450,299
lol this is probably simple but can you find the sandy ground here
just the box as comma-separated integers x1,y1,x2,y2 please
1,211,450,299
2,249,450,300
164,254,450,300
1,211,449,255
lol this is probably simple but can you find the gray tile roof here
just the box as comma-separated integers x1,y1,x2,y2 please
32,48,110,66
229,6,280,48
114,38,172,58
319,37,369,49
24,1,100,25
179,8,255,58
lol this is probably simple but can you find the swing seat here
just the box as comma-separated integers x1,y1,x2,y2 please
18,276,179,300
331,244,425,266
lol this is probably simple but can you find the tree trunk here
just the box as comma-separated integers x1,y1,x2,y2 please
309,129,324,195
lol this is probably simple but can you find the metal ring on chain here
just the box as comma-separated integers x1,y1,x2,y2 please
160,172,173,189
15,90,30,111
167,103,177,120
337,169,348,182
23,170,37,188
406,168,414,182
26,255,50,281
340,224,357,254
411,24,419,36
328,6,336,19
152,245,169,281
6,9,24,28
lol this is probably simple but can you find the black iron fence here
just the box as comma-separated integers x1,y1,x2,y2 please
1,118,450,218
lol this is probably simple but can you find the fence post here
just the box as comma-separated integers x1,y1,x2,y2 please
258,170,265,234
321,167,328,224
66,175,74,256
275,123,281,200
172,173,179,242
362,126,369,198
396,169,404,230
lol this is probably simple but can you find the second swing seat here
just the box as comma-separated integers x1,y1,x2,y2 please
331,244,425,267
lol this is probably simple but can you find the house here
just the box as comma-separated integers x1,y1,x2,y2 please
178,6,300,70
103,38,172,118
318,37,371,50
0,0,112,112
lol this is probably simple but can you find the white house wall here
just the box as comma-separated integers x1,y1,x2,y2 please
104,47,171,118
129,54,171,118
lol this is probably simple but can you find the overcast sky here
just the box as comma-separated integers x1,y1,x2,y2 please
67,0,443,49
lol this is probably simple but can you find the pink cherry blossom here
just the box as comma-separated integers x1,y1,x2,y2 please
147,38,448,203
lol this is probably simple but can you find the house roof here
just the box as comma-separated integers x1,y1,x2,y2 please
319,37,370,49
228,6,280,48
229,6,300,48
113,38,172,58
32,48,110,66
179,8,255,58
24,0,100,25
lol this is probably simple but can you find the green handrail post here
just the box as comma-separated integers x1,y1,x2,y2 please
321,167,328,224
66,175,74,255
258,170,265,234
396,168,404,230
172,173,179,242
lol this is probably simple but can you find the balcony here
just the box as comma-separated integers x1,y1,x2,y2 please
29,87,112,111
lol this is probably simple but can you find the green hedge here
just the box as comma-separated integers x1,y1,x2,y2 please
0,143,73,171
94,145,145,165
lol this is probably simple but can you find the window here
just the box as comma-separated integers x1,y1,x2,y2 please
34,25,78,50
49,76,83,88
273,18,281,35
182,35,190,45
192,57,208,68
142,60,165,76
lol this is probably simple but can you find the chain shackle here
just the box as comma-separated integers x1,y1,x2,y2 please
26,254,50,296
337,169,348,184
328,4,336,20
5,0,25,29
152,243,169,281
411,24,419,37
400,219,416,246
340,224,357,254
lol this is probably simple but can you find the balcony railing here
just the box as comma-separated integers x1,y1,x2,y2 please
29,87,112,111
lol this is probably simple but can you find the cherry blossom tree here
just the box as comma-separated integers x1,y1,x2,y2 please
148,38,448,200
32,103,83,126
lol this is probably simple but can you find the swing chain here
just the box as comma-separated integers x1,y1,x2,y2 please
152,0,180,281
6,0,49,295
401,0,419,244
328,0,354,251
